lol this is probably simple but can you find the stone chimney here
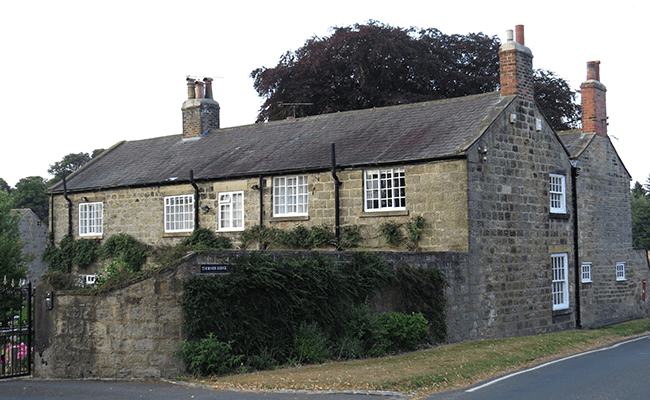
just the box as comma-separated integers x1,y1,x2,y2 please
581,61,607,137
499,25,534,103
182,77,220,139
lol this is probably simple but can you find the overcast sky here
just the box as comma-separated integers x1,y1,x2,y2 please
1,0,648,188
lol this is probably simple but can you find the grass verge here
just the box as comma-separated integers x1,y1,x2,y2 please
199,319,650,398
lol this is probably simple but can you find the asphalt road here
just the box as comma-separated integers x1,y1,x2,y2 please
427,335,650,400
0,379,399,400
3,336,650,400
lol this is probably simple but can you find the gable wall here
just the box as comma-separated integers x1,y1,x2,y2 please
574,136,650,327
463,98,576,340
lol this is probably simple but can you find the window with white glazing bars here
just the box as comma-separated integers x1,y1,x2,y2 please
79,202,103,236
273,176,308,216
364,168,406,211
219,191,244,231
616,262,626,281
164,195,194,232
549,174,567,214
552,253,569,310
581,262,592,283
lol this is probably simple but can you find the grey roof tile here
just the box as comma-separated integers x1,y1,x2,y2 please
51,92,513,192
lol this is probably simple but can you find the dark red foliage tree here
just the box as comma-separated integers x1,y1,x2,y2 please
251,21,580,131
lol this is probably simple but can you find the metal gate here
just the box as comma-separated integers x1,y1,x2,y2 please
0,280,33,379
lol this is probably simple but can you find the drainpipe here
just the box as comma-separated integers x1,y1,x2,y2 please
258,176,264,228
331,143,341,247
190,170,200,230
49,194,55,245
62,175,73,237
571,164,582,328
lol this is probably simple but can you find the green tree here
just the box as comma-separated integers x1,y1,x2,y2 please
0,178,11,193
632,180,650,248
48,149,105,184
11,176,49,221
251,21,580,131
0,189,27,282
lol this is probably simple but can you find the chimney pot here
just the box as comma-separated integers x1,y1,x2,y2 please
195,81,205,99
515,25,524,45
186,77,196,99
506,29,514,42
587,60,600,81
204,77,213,100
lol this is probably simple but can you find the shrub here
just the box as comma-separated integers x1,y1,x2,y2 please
394,265,447,343
379,221,403,247
293,321,331,364
334,304,390,359
101,233,148,273
181,252,392,364
181,228,231,249
73,238,101,269
175,334,244,376
377,312,429,351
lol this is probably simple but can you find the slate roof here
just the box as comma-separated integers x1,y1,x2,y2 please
556,130,596,159
51,92,514,193
557,130,632,179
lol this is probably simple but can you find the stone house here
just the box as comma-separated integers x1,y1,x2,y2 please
12,208,48,285
47,25,648,342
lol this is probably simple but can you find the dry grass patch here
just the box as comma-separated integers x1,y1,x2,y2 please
201,319,650,398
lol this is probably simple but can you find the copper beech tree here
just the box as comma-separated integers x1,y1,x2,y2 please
252,21,580,131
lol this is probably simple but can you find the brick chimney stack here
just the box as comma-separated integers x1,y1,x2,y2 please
581,61,607,137
499,25,534,103
182,77,220,139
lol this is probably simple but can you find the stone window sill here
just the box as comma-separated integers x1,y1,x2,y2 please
360,210,409,218
162,231,193,238
549,213,570,220
270,215,310,223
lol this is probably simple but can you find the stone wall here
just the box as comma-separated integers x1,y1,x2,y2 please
34,250,468,379
34,257,195,379
574,135,650,328
50,159,469,257
464,97,577,340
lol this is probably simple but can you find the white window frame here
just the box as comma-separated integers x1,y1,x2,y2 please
581,262,593,283
164,194,194,233
550,174,567,214
552,253,570,310
616,262,627,281
79,202,103,236
273,176,308,217
218,191,244,231
364,168,406,212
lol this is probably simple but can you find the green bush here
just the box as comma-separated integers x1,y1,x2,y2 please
293,321,331,364
175,334,244,376
377,312,429,351
240,224,358,250
181,252,392,365
101,233,148,273
181,228,231,249
394,265,447,343
73,238,101,269
334,304,390,359
379,221,403,247
42,235,76,273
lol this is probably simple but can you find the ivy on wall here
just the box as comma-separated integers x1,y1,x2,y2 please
180,251,447,373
